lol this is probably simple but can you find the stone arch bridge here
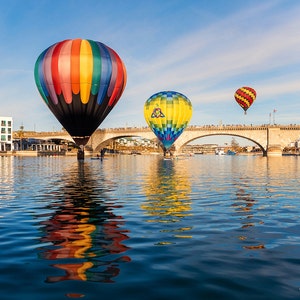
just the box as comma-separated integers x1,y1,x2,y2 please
28,124,300,156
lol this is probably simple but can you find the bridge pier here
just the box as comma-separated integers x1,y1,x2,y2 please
266,127,283,156
266,144,282,157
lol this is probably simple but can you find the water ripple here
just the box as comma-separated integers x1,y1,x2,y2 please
1,155,300,299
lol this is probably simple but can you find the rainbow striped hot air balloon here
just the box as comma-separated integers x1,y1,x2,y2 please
34,38,127,146
144,91,193,152
234,87,256,114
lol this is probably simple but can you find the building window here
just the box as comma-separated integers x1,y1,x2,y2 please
1,128,6,133
8,128,11,134
8,121,11,127
1,120,6,126
8,135,11,141
1,135,6,141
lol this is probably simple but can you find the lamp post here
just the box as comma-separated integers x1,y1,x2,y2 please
273,109,277,125
19,125,24,150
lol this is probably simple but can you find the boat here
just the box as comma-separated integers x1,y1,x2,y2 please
215,148,236,155
215,148,226,155
226,150,236,155
131,151,142,155
163,157,173,161
91,156,102,160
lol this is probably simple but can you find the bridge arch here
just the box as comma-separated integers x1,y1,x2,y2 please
89,130,157,152
173,127,269,156
176,133,267,155
40,137,76,145
93,135,156,152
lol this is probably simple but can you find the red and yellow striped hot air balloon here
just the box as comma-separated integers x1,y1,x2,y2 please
234,87,256,114
34,39,127,147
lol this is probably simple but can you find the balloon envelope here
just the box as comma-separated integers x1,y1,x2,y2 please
144,91,192,150
34,39,127,146
234,87,256,114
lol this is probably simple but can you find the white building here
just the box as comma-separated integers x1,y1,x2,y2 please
0,117,13,151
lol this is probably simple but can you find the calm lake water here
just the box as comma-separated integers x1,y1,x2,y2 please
0,154,300,300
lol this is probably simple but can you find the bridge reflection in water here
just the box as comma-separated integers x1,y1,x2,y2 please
26,124,300,157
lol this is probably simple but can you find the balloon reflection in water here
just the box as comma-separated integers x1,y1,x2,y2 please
232,180,265,250
141,159,192,239
39,162,130,283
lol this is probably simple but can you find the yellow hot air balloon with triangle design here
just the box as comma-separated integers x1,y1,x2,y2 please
144,91,192,151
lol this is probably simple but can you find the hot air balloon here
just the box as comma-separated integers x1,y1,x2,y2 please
144,91,192,155
234,86,256,114
34,38,127,159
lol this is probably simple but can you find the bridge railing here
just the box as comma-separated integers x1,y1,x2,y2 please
16,124,300,139
97,124,300,133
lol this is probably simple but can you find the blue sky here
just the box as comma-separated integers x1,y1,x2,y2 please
1,0,300,136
